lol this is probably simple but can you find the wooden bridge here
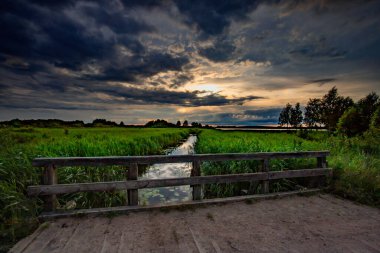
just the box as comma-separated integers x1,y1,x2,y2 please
12,151,380,252
28,151,331,218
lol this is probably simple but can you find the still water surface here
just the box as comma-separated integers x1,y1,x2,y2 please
138,135,197,205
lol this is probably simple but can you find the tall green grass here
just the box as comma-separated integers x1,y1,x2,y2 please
195,129,380,206
0,127,189,252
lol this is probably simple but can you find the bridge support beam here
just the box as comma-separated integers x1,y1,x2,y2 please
43,164,57,211
191,160,202,200
261,159,270,194
127,163,138,206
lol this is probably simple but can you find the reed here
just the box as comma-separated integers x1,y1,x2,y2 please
0,127,189,251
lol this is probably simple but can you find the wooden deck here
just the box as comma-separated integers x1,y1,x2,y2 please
12,194,380,253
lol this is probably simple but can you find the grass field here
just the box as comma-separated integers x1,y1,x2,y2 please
0,127,190,252
1,127,379,252
195,129,380,207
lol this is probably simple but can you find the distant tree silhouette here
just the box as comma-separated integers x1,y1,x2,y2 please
119,121,125,127
183,120,189,127
278,103,292,128
278,87,378,135
144,119,175,128
304,98,322,127
290,103,303,128
92,119,118,126
0,119,86,128
176,120,181,127
191,122,202,127
320,87,353,131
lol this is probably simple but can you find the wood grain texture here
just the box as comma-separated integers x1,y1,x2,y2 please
127,163,138,206
37,189,322,219
28,168,332,196
42,164,57,211
191,160,202,200
261,159,270,194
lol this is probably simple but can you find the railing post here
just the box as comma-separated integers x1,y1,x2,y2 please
191,160,202,200
317,156,327,168
314,156,328,187
43,164,57,211
261,159,270,194
127,163,138,206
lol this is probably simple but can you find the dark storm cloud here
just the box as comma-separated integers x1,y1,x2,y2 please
289,46,347,61
169,73,194,88
86,53,190,82
174,0,261,37
0,0,162,73
307,78,336,86
89,85,262,107
198,39,236,62
0,78,262,110
80,4,155,35
1,0,380,123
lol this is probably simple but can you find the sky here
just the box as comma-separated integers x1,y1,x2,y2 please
1,0,380,125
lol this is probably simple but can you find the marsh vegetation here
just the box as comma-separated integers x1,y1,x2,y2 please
1,125,379,251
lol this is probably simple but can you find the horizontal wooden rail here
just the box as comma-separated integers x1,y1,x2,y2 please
39,189,323,219
30,150,331,215
32,151,330,167
28,168,332,196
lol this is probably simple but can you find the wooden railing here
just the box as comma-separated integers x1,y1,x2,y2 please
28,151,331,215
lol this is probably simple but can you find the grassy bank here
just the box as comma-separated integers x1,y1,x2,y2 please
195,129,380,207
0,127,189,252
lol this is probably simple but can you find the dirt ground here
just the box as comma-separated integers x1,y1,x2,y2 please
11,194,380,253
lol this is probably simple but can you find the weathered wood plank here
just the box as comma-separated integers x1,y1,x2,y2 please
261,159,270,194
38,189,322,219
314,156,328,187
43,164,57,211
127,163,138,206
28,168,332,196
32,151,330,167
191,160,202,200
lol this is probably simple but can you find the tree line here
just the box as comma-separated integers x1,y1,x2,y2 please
145,119,208,128
278,87,380,136
0,118,211,129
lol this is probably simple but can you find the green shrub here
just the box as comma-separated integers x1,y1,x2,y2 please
195,129,379,207
337,107,362,137
370,107,380,129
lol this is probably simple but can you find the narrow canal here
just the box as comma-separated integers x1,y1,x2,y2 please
138,135,197,205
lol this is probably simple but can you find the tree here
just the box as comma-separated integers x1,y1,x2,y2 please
183,120,188,127
119,121,125,127
290,103,303,128
337,107,362,137
278,103,292,128
370,106,380,130
145,119,175,128
304,98,322,127
356,92,379,132
176,120,181,127
191,122,202,127
92,119,118,126
336,92,379,137
320,87,353,131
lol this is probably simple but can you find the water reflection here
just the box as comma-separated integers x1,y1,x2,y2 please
138,135,197,205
